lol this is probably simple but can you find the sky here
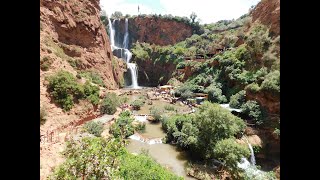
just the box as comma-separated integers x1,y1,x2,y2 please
100,0,261,24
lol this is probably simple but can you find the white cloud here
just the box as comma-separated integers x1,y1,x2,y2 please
159,0,260,24
100,0,154,17
100,0,260,23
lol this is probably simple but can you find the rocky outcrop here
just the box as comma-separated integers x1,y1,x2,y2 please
251,0,280,37
40,0,125,147
130,16,193,46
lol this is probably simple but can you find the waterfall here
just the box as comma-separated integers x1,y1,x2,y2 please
243,136,256,165
123,18,129,49
127,63,139,88
237,136,270,179
248,142,256,165
107,18,140,89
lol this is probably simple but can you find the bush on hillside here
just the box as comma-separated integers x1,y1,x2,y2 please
260,70,280,95
47,71,84,111
241,100,264,125
229,90,246,108
83,121,104,137
83,81,100,105
40,56,53,71
100,92,119,115
204,83,227,103
40,106,47,125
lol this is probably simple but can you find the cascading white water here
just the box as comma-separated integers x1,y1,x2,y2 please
243,136,256,165
248,142,256,165
127,63,139,88
123,18,129,49
107,18,116,50
107,18,140,89
237,136,271,179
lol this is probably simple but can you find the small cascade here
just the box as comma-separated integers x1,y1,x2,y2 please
129,133,162,145
134,115,148,122
243,136,256,165
127,63,139,88
107,17,140,88
237,136,270,179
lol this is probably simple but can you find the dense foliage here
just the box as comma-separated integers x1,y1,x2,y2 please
49,137,125,179
240,100,265,125
229,90,246,108
50,137,182,179
117,153,183,180
162,102,247,161
47,71,100,111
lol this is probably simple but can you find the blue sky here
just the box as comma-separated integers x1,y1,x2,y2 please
100,0,261,24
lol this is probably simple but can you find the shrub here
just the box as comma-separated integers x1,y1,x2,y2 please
130,99,144,110
83,121,104,137
205,83,227,103
83,82,100,105
40,106,47,125
241,100,264,124
245,83,260,93
149,106,163,121
164,104,175,111
229,90,246,108
40,56,53,71
117,153,183,180
47,71,84,111
79,71,105,87
110,112,135,138
260,70,280,94
134,122,146,133
214,138,250,171
49,137,125,180
100,92,119,115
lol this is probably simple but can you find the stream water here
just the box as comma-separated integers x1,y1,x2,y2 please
125,97,194,179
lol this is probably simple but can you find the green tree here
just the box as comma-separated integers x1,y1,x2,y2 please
214,138,250,172
190,12,198,24
229,90,246,108
111,11,123,19
241,100,264,124
193,102,246,159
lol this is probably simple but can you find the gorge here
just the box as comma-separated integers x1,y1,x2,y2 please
40,0,280,179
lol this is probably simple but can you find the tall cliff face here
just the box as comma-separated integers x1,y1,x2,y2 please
40,0,124,88
129,17,194,46
107,17,194,48
40,0,125,133
251,0,280,37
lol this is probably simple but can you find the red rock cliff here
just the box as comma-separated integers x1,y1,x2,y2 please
40,0,125,138
129,16,193,46
251,0,280,36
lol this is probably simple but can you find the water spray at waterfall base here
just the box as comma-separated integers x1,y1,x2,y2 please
108,18,140,89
